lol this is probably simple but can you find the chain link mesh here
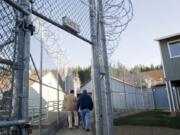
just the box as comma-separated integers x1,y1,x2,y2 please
0,0,16,124
32,0,91,42
0,0,133,134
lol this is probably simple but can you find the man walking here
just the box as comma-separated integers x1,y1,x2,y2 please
64,90,78,129
77,90,93,132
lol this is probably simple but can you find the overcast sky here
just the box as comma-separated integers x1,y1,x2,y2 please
31,0,180,69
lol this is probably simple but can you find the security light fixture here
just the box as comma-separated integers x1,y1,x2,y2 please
62,16,80,34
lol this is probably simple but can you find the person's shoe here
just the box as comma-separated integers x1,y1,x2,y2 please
74,126,79,129
69,127,73,130
86,129,90,132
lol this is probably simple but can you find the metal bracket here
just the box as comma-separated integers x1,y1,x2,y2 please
16,20,24,29
16,20,35,35
29,0,34,3
24,23,35,35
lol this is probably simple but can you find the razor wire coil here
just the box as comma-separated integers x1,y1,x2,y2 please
32,0,91,42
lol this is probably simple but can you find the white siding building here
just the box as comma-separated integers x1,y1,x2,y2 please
29,72,65,111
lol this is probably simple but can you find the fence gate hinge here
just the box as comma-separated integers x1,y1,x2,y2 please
24,22,35,35
16,19,35,35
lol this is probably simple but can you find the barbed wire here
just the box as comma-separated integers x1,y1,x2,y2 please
32,0,133,56
79,0,133,56
32,0,91,42
33,17,69,70
103,0,133,55
0,0,133,133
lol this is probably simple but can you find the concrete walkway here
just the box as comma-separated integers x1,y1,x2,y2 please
56,127,93,135
115,126,180,135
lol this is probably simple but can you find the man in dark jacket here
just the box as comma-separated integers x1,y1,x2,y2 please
77,90,93,131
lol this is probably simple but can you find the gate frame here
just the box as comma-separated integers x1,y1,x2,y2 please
1,0,115,135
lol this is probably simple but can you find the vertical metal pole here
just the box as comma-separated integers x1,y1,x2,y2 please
123,71,128,110
168,81,176,112
173,87,179,110
133,74,138,111
151,88,155,110
152,88,156,110
89,0,104,135
176,88,180,110
65,73,66,93
140,78,145,110
165,81,172,112
12,0,31,134
98,0,114,134
39,23,43,135
12,15,23,135
57,56,60,125
22,13,31,135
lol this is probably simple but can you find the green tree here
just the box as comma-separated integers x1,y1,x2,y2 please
72,66,91,85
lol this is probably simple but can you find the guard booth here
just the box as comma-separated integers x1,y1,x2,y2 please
156,33,180,116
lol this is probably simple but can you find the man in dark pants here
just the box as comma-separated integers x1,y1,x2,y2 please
77,90,93,132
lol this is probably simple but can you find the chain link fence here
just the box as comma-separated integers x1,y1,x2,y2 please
0,0,17,133
29,45,67,134
111,88,154,112
0,0,91,133
109,71,155,115
0,0,133,134
32,0,91,43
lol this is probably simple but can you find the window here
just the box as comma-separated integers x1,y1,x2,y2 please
168,40,180,58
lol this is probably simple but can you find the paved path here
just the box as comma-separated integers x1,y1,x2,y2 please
115,126,180,135
56,127,93,135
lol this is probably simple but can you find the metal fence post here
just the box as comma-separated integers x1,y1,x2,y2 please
140,78,145,110
39,22,43,135
176,88,180,110
123,71,128,110
173,87,179,111
11,0,31,134
165,81,173,112
133,74,138,111
97,0,115,134
89,0,104,135
57,57,60,125
168,81,176,112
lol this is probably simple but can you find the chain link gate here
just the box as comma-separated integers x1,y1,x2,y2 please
0,0,17,134
0,0,112,134
0,0,133,134
0,0,32,134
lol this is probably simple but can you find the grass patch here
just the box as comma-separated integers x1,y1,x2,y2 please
114,111,180,129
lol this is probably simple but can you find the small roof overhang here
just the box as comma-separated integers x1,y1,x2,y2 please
155,33,180,41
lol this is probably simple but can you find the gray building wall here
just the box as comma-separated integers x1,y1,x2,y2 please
159,35,180,81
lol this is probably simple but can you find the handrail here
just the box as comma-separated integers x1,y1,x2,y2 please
28,100,64,124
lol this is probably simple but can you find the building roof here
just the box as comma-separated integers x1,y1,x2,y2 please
110,76,135,87
29,72,49,87
139,69,165,86
80,70,165,92
0,71,63,93
0,77,11,92
80,76,137,91
155,33,180,41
